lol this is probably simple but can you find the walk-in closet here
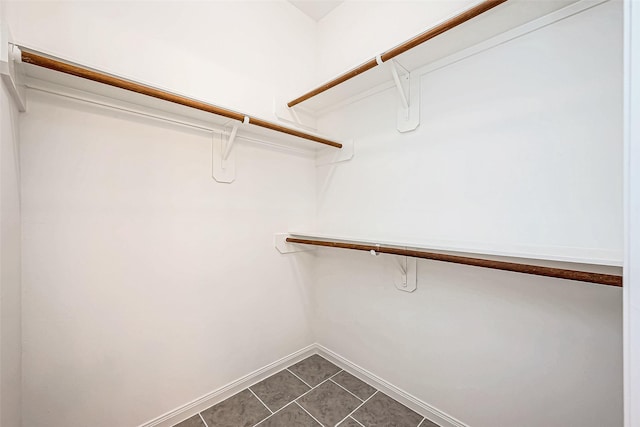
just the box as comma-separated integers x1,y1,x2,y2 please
0,1,638,426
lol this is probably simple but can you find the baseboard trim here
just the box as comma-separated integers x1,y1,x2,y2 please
137,344,317,427
138,343,469,427
315,344,470,427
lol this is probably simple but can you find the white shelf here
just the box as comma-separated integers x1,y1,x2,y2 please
293,0,599,115
288,231,623,269
19,49,341,154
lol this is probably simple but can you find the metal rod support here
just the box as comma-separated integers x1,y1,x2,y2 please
389,60,409,111
222,123,239,161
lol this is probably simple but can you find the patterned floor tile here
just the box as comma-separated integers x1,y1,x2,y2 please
332,371,376,400
419,417,441,427
352,392,423,427
289,355,341,387
173,414,205,427
298,380,361,426
250,370,310,412
200,389,271,427
337,417,363,427
256,403,321,427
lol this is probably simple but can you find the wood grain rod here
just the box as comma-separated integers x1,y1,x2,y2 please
287,0,508,107
286,237,623,287
21,50,342,149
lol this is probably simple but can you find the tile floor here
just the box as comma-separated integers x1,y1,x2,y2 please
173,354,440,427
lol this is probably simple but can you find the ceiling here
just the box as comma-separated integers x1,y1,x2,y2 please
288,1,344,22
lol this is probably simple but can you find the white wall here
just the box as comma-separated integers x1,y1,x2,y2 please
316,1,623,260
19,89,317,427
316,0,476,82
313,250,622,427
623,0,640,425
0,72,22,427
5,1,318,119
9,1,320,426
312,1,623,426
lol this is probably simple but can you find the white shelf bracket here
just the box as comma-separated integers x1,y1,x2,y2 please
393,255,417,292
364,235,417,292
377,56,419,133
273,97,318,131
288,106,303,126
222,121,241,163
275,233,316,254
212,116,247,183
316,138,354,166
398,72,420,133
389,59,410,112
0,28,26,111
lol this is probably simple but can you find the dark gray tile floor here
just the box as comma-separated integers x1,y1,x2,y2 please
172,354,439,427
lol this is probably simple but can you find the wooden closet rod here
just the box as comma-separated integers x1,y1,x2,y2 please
287,0,508,108
286,237,623,287
20,50,342,149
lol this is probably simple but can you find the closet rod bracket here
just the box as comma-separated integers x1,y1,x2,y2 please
368,243,416,292
377,56,419,133
275,233,316,254
316,138,354,166
388,59,410,112
0,28,26,111
393,255,417,292
273,97,318,131
212,116,248,183
222,116,248,162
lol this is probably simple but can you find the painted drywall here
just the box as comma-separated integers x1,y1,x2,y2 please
316,0,476,82
5,1,318,120
311,1,624,426
316,1,623,260
19,89,317,427
623,0,640,425
312,249,622,427
0,77,22,425
9,2,321,425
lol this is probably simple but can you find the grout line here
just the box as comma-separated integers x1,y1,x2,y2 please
175,355,435,427
249,401,296,427
286,368,316,389
198,413,209,427
329,379,364,402
250,368,346,427
334,391,378,427
293,370,345,404
248,388,273,414
294,402,325,427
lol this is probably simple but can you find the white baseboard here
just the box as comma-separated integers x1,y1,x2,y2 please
137,344,317,427
138,343,469,427
315,344,470,427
